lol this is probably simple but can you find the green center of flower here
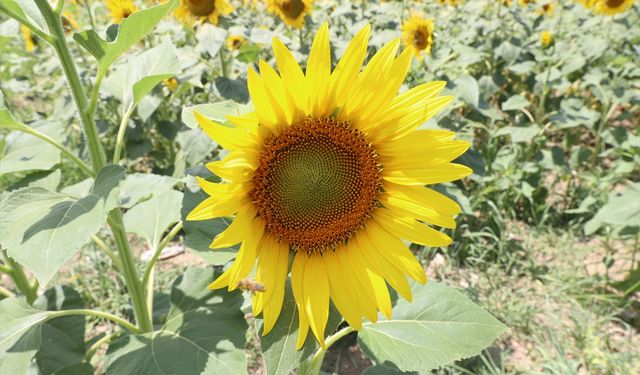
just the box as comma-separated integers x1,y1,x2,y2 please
280,0,305,20
186,0,215,16
251,118,381,253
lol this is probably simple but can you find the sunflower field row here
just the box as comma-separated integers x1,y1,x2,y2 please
0,0,639,374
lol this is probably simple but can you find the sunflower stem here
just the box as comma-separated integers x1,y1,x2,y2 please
50,308,142,334
34,0,106,173
113,103,136,164
108,211,154,333
2,251,38,304
304,326,356,375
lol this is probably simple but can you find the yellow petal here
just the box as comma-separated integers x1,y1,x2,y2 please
307,23,331,117
186,196,241,221
350,235,393,319
323,251,363,330
196,177,249,199
383,163,473,185
272,37,309,114
356,231,413,302
380,140,470,168
374,209,452,248
194,111,256,151
227,219,265,289
335,245,379,322
247,67,280,128
259,59,299,127
302,254,330,349
291,253,310,349
367,220,426,285
261,239,289,335
380,191,457,229
330,24,371,106
380,96,455,141
376,129,456,154
208,268,231,289
209,205,255,249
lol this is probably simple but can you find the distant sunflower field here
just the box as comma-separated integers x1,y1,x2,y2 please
0,1,639,374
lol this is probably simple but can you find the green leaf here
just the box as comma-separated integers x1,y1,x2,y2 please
105,268,247,374
236,43,261,63
508,61,536,74
103,42,180,110
0,0,45,32
501,95,530,111
0,286,87,375
453,74,479,108
358,282,507,372
181,188,236,265
0,165,125,285
123,189,183,249
584,183,640,235
215,77,249,103
0,121,62,175
181,100,251,129
119,173,177,209
495,125,540,143
73,0,179,72
256,282,342,375
32,286,86,374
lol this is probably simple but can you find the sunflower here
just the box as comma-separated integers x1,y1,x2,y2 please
226,34,246,50
266,0,313,28
402,15,435,59
538,1,555,14
540,30,553,47
106,0,138,23
502,0,513,6
20,25,36,52
519,0,537,5
61,11,80,33
187,23,470,349
592,0,635,15
174,0,234,26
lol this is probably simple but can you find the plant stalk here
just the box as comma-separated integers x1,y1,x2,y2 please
113,104,135,164
53,309,141,334
3,253,38,304
34,0,106,173
108,210,153,332
304,326,356,375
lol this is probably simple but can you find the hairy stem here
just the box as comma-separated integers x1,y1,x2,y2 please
53,309,141,334
108,210,153,332
34,0,106,173
113,104,135,164
3,253,38,304
305,326,356,375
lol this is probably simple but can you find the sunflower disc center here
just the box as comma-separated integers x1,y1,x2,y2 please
280,0,305,19
251,118,381,253
186,0,215,16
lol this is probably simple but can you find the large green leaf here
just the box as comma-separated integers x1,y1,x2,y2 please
358,282,507,372
0,0,45,32
103,42,180,110
119,173,177,208
105,268,247,374
123,189,183,249
256,282,342,375
0,120,62,175
73,0,179,73
0,166,125,285
584,183,640,235
180,188,236,265
0,287,87,375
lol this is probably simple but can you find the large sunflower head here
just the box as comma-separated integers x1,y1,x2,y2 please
266,0,313,28
174,0,234,26
592,0,635,15
187,23,471,349
402,14,435,59
106,0,138,23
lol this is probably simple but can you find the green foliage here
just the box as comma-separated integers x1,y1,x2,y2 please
0,166,124,285
358,282,507,372
1,0,638,374
105,268,248,374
